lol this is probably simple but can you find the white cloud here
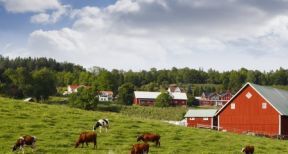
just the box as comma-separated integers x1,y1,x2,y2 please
30,5,70,24
0,0,61,13
5,0,288,70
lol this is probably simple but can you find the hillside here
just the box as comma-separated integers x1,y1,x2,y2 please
1,97,288,153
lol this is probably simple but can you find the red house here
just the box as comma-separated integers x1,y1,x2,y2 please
216,83,288,137
199,91,232,107
133,91,187,106
184,109,217,128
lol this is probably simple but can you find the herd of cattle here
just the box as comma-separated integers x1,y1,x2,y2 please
11,118,254,154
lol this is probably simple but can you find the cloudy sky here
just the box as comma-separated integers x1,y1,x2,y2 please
0,0,288,71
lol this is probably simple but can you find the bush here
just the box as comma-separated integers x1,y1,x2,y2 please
155,92,172,107
68,87,98,110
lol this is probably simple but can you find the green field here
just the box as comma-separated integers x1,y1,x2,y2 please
1,97,288,154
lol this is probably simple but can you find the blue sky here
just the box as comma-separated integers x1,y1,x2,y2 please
0,0,288,71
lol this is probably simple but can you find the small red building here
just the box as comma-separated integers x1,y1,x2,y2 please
216,83,288,137
133,91,187,106
184,109,217,128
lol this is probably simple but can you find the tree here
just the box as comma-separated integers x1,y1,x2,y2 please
187,95,199,106
31,68,57,101
68,87,98,110
117,83,135,105
155,92,172,107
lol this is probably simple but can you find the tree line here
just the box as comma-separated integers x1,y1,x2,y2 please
1,56,288,105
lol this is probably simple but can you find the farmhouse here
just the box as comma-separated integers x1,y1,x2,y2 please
98,91,113,102
216,83,288,137
198,91,232,107
63,85,86,95
184,109,217,129
133,91,187,106
167,84,184,93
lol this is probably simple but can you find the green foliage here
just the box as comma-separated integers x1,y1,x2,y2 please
117,83,134,105
68,87,98,110
187,95,199,106
120,105,187,120
32,68,57,101
1,97,288,153
155,92,172,107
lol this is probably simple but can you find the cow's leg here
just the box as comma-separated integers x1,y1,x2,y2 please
86,142,89,147
99,127,102,133
94,140,97,149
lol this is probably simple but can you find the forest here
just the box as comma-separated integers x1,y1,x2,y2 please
1,55,288,104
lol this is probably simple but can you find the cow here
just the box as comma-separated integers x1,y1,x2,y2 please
75,131,97,149
131,143,149,154
12,135,36,153
241,145,254,154
93,119,109,133
137,133,160,147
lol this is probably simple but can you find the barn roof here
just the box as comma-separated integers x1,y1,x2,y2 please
134,91,187,100
250,83,288,115
171,92,188,100
134,91,161,99
184,109,217,118
216,83,288,116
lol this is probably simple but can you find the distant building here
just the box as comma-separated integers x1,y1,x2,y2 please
198,91,232,107
167,84,184,93
184,109,217,128
98,91,113,102
133,91,187,106
63,85,88,95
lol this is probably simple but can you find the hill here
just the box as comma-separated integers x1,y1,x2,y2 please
1,97,288,153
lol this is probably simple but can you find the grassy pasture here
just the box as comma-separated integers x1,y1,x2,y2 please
1,97,288,153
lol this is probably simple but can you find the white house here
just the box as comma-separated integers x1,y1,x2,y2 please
99,91,113,102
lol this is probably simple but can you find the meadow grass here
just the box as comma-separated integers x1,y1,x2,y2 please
1,97,288,153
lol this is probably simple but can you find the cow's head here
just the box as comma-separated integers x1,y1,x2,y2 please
136,135,143,142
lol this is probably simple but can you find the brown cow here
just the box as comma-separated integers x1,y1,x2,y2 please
131,143,149,154
12,135,36,153
241,145,254,154
137,133,160,147
75,131,97,149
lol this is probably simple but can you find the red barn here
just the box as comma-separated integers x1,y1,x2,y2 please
185,109,217,128
216,83,288,137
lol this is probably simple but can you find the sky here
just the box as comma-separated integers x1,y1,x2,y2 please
0,0,288,71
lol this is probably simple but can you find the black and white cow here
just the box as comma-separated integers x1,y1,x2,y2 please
93,119,109,133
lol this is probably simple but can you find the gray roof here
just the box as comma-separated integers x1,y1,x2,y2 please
184,109,217,118
250,83,288,115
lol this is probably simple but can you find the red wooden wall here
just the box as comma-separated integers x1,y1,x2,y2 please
187,117,212,128
218,85,280,136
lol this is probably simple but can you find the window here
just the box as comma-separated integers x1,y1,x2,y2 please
262,102,267,109
246,92,252,99
203,118,208,121
231,103,235,109
190,118,195,120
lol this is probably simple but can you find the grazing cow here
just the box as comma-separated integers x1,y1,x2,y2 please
241,145,254,154
131,143,149,154
137,133,160,147
75,131,97,149
12,135,36,153
93,119,109,133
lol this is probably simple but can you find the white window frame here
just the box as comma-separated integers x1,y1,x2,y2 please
203,117,208,121
262,102,267,109
190,118,195,120
231,103,235,109
246,92,252,99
